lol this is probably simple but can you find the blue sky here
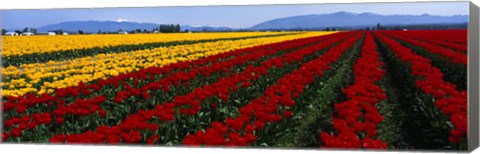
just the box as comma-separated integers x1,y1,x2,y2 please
1,1,469,29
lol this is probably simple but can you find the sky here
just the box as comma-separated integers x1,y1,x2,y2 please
1,1,469,29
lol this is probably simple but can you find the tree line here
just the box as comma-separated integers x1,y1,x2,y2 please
99,24,182,34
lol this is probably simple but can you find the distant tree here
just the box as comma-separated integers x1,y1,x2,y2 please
135,29,141,33
23,27,29,32
175,24,181,32
376,23,382,30
202,28,208,32
15,30,22,34
30,28,37,34
143,29,148,33
78,30,84,34
54,29,64,35
1,29,6,35
184,29,189,33
97,30,102,34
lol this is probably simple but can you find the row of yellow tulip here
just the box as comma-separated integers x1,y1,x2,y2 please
1,32,336,97
2,32,289,57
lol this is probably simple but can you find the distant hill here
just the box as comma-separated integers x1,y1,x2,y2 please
35,21,235,33
250,11,468,30
37,21,160,33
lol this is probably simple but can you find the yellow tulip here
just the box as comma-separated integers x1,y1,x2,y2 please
2,32,291,57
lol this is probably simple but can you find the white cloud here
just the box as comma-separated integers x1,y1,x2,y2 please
115,18,128,22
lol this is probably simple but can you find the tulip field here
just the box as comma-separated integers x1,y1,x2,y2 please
0,30,468,150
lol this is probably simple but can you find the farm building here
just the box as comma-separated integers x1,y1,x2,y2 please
5,32,19,36
21,32,34,36
118,31,128,34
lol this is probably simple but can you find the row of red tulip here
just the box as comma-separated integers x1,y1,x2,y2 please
384,30,467,53
320,32,388,149
181,33,362,146
2,33,340,115
2,32,351,142
3,31,349,118
381,31,467,65
43,32,355,143
375,32,467,143
381,30,466,52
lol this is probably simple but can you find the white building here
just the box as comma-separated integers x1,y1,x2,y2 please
21,32,34,36
5,32,18,36
62,32,69,35
118,31,128,34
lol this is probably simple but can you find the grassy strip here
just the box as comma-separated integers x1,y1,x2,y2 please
374,45,411,149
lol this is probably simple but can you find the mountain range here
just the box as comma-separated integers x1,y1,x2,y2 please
36,21,159,33
250,11,468,30
26,11,468,32
34,21,234,33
